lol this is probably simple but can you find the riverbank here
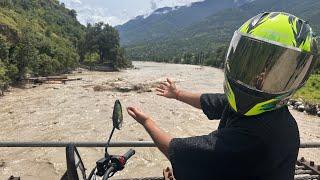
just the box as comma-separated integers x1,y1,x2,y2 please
0,62,319,179
294,74,320,104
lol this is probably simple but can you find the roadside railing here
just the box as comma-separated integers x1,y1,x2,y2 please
0,141,156,147
0,141,320,148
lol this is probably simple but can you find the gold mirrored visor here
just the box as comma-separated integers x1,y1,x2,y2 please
225,31,318,94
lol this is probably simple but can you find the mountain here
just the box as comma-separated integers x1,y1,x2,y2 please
122,0,320,61
116,0,252,46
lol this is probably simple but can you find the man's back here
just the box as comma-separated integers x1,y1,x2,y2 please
169,94,300,180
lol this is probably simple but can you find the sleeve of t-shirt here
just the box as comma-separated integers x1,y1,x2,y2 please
168,129,263,179
200,93,228,120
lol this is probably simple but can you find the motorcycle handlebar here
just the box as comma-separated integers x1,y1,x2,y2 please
123,149,135,161
103,149,135,180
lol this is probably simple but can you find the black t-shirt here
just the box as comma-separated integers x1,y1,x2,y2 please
169,94,300,180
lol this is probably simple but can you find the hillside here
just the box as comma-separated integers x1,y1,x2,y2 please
116,0,252,46
0,0,86,91
122,0,320,62
0,0,84,48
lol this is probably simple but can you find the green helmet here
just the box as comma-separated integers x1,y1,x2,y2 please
224,12,319,116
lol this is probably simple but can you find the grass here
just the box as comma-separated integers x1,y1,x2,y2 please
293,74,320,104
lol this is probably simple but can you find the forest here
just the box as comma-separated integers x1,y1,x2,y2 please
0,0,131,94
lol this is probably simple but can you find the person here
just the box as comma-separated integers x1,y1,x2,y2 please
127,12,319,180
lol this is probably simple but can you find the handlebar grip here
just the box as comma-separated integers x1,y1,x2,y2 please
123,149,135,161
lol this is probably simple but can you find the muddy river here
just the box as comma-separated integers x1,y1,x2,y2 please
0,62,319,179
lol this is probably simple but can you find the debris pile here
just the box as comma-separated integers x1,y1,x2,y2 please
24,76,82,85
288,100,320,117
92,79,158,93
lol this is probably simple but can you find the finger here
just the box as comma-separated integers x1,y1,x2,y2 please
127,109,136,119
167,78,173,85
127,107,137,117
128,106,139,113
127,106,135,111
156,88,165,93
160,84,167,90
127,107,136,115
157,84,166,90
166,167,170,172
160,82,169,87
157,85,165,90
156,93,164,96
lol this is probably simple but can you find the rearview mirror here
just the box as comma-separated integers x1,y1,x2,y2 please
112,100,123,130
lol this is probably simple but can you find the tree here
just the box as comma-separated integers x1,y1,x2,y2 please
13,28,38,80
0,60,9,95
82,22,131,69
0,36,10,94
0,36,9,60
173,56,181,64
69,9,77,18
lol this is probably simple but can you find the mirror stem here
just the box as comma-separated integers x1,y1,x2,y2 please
105,127,116,154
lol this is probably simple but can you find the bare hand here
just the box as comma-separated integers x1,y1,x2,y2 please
127,106,151,125
156,78,179,99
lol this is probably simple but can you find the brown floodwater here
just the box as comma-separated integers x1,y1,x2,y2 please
0,61,319,179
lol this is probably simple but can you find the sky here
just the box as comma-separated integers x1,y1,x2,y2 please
59,0,203,26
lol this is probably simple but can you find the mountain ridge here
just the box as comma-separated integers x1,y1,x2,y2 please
122,0,320,61
116,0,251,46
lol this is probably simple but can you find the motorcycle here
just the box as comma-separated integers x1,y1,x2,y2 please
60,100,164,180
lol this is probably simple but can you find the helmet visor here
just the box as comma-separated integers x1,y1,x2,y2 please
225,31,318,94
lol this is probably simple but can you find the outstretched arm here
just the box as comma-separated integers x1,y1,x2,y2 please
156,78,202,109
127,107,172,158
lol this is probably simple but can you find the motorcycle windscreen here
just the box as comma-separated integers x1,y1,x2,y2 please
225,31,318,94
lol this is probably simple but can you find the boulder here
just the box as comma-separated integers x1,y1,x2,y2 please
297,105,305,112
288,99,297,106
295,101,303,106
305,103,318,115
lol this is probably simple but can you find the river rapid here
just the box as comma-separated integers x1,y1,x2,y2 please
0,61,319,179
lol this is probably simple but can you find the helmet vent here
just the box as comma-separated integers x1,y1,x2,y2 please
251,12,270,28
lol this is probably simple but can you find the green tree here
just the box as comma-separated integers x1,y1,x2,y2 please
86,22,119,63
0,60,9,95
13,28,38,80
83,22,131,69
0,37,9,94
69,9,77,19
205,46,227,68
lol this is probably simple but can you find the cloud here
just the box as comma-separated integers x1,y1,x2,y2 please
59,0,203,26
155,0,203,7
75,6,127,25
70,0,81,4
62,0,82,6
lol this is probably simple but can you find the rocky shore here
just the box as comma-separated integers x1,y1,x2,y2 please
288,100,320,117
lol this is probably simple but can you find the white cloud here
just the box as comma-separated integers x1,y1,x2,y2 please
59,0,203,26
155,0,204,7
75,6,125,25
